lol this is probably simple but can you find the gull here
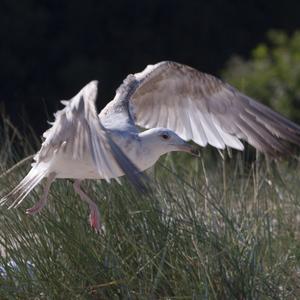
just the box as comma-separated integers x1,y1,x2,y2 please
1,61,300,231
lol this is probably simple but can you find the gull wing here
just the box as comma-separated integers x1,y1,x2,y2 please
112,61,300,155
35,81,143,185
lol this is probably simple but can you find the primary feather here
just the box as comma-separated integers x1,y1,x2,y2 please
102,61,300,155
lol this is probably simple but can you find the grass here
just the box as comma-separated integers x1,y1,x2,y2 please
0,121,300,299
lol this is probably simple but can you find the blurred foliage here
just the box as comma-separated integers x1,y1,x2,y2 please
1,123,300,298
223,30,300,122
1,1,300,134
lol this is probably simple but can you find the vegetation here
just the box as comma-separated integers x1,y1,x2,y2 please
2,28,300,299
1,117,300,299
223,30,300,122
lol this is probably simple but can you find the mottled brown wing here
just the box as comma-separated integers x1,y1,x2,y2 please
124,61,300,155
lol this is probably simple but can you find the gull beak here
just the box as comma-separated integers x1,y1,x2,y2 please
176,142,200,157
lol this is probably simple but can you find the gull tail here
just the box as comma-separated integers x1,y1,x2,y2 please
0,165,48,209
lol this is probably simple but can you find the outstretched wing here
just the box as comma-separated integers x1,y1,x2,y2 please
111,61,300,155
35,81,143,185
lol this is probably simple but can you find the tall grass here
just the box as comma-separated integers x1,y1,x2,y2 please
0,120,300,299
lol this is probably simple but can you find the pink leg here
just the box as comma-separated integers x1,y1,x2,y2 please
26,173,56,215
73,180,101,232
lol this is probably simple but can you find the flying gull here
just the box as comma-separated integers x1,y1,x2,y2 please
1,61,300,231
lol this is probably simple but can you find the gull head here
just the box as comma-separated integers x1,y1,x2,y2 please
139,128,199,157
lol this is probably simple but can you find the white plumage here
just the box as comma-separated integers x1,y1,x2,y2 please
2,61,300,231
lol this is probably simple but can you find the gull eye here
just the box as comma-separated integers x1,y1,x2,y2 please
160,133,170,140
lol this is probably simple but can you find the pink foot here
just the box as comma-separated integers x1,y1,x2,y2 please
26,200,46,215
89,205,101,232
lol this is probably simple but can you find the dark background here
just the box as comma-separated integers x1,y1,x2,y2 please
1,0,300,135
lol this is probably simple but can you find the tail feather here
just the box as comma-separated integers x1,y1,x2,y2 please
0,166,48,209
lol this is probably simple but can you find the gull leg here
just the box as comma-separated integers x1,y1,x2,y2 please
26,172,56,215
73,179,101,232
